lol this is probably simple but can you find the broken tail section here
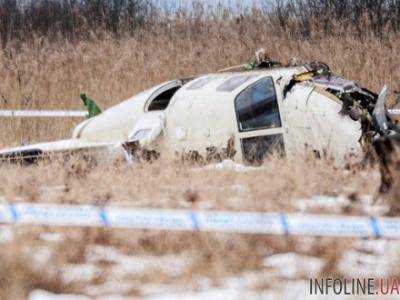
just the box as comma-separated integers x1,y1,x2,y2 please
0,139,116,163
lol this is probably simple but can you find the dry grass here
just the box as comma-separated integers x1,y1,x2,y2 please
0,15,400,300
0,155,388,299
0,155,379,211
0,19,399,146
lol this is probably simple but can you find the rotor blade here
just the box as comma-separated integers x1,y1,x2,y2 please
373,85,389,133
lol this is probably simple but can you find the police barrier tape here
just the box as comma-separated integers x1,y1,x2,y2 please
0,110,86,117
1,202,400,238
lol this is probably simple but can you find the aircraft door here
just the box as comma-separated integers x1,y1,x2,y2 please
234,77,286,164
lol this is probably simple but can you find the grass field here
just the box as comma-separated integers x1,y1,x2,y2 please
0,17,399,146
1,157,392,299
0,8,400,299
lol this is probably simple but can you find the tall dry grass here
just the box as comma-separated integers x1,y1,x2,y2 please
0,156,384,299
0,7,400,299
0,13,399,146
0,154,380,210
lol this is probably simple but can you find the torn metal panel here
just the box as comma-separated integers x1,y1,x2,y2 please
283,63,398,144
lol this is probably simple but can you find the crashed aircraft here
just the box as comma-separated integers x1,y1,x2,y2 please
1,50,399,168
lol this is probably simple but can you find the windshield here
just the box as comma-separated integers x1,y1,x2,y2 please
235,77,281,131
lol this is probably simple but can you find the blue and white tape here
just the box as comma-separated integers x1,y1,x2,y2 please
0,203,400,238
0,110,86,117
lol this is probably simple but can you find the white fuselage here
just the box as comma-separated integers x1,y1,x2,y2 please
71,67,362,163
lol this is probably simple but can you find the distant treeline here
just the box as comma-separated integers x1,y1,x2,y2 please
1,0,400,46
0,0,152,45
265,0,400,37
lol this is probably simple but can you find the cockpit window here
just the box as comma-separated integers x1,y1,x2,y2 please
186,76,216,90
148,86,181,111
235,77,281,131
217,74,258,92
